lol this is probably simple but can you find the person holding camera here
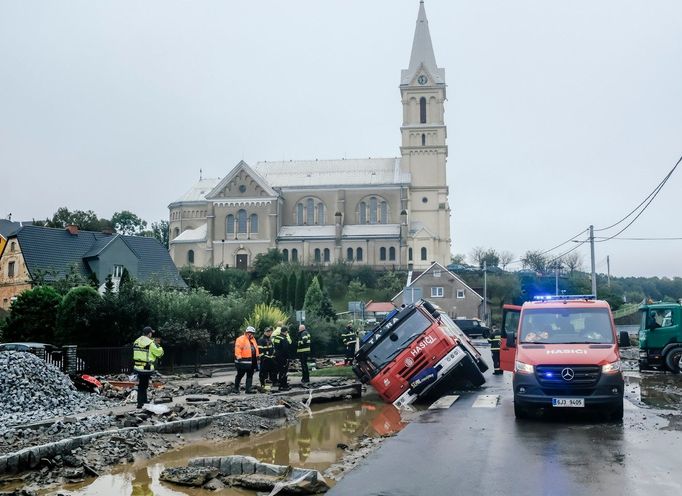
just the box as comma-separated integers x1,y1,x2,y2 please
132,326,164,409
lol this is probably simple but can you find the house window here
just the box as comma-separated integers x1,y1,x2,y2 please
421,133,426,146
306,198,315,225
250,214,259,233
10,242,15,253
457,289,465,299
347,248,354,261
8,261,15,278
237,209,247,233
369,197,377,224
431,287,444,298
433,269,441,278
188,250,195,265
359,202,367,224
314,248,321,262
323,248,331,262
408,248,413,261
291,248,298,262
421,247,427,261
379,247,387,261
356,247,363,262
389,247,396,261
173,227,180,238
282,249,289,262
226,214,235,234
381,201,388,223
296,203,304,225
317,203,325,225
420,97,427,123
112,265,124,278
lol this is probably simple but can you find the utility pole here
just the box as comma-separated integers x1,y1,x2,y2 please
590,225,597,297
607,255,611,288
555,261,559,296
483,261,488,325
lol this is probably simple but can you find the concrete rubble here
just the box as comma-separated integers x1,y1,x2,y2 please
159,455,330,494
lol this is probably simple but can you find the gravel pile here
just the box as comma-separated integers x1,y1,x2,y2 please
0,352,110,429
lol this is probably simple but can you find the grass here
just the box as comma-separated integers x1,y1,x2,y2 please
309,366,355,378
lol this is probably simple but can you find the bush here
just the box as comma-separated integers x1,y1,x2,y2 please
243,303,289,333
306,317,343,356
55,286,102,346
2,286,63,343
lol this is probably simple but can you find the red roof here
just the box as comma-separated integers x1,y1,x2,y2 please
365,301,396,313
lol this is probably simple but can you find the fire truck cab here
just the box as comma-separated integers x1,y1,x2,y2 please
353,299,488,408
500,295,630,420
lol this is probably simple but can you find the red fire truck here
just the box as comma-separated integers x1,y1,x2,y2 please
353,299,488,408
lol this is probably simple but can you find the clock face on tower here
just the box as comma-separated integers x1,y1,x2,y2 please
417,74,428,85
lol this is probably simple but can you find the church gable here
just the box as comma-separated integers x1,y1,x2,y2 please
206,161,277,200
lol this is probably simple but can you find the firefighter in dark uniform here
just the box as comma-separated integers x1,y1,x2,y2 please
258,327,277,391
488,324,503,375
296,324,311,384
341,323,357,365
273,325,291,390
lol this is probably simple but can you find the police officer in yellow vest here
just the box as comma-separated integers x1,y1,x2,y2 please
296,324,311,384
133,326,164,409
488,324,503,375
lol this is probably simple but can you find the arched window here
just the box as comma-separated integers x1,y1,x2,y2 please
314,248,321,263
408,248,413,261
317,203,325,225
380,247,387,261
323,248,331,262
420,97,427,124
226,214,235,234
187,250,195,265
421,133,426,146
381,201,388,224
237,209,247,233
421,247,427,261
389,247,396,261
359,202,367,224
291,248,299,262
296,203,304,225
306,198,314,225
356,247,363,262
173,228,179,238
347,247,354,261
250,214,258,233
369,197,377,224
282,249,289,262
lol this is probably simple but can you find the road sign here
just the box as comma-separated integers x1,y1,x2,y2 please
296,310,306,322
348,301,363,313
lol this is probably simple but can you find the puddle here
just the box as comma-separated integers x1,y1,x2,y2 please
625,372,682,410
42,398,405,495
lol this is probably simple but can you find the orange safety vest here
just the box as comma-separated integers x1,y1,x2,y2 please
235,334,260,363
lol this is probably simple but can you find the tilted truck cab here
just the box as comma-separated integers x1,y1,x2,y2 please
638,302,682,373
500,296,630,421
353,299,488,408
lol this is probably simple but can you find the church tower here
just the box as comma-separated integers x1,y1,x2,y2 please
400,1,451,268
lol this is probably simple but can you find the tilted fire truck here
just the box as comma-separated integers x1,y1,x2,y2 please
352,299,488,408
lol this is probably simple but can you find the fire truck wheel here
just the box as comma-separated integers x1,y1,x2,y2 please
665,348,682,374
462,354,485,387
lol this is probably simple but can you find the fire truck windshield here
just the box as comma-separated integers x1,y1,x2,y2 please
366,310,431,369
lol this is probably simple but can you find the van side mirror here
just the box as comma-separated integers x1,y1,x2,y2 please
619,331,631,348
506,332,516,348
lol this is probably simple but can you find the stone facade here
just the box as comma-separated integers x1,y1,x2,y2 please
0,239,31,310
168,3,452,271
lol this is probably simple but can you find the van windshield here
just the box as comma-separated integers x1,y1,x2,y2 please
366,311,432,369
520,308,613,344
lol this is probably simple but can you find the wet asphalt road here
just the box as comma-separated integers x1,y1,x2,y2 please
330,346,682,496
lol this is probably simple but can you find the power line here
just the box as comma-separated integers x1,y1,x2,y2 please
596,236,682,241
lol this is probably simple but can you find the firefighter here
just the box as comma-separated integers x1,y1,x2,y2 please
132,326,164,409
488,324,503,375
273,325,292,390
234,326,260,394
258,327,277,391
296,324,311,384
341,323,357,365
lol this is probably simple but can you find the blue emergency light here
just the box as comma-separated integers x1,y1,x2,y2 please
533,294,595,301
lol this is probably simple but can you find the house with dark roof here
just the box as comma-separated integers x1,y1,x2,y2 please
0,225,185,309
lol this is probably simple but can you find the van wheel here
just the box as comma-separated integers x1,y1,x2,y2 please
607,402,624,422
514,402,530,420
482,330,490,339
665,348,682,373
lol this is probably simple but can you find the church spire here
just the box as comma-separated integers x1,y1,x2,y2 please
401,1,445,85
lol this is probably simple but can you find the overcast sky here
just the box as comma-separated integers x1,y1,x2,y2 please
1,1,681,278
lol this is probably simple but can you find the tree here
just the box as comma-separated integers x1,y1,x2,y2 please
2,286,62,343
304,276,335,321
287,272,297,308
481,249,500,268
252,249,283,280
261,276,273,303
499,251,514,270
521,250,548,274
55,286,102,346
295,271,306,310
377,271,405,300
450,254,466,265
147,220,169,248
469,247,485,268
111,210,148,236
44,207,107,232
347,278,367,302
563,252,583,274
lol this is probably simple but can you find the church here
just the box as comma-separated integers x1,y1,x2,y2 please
168,1,452,272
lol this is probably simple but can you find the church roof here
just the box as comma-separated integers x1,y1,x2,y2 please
173,178,221,204
401,1,445,85
254,158,409,188
173,224,207,242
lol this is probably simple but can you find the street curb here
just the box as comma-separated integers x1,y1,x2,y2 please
0,405,285,476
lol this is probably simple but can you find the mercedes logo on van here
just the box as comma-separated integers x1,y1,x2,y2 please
561,368,575,381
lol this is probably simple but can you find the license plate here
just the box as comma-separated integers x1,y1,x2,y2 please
552,398,584,407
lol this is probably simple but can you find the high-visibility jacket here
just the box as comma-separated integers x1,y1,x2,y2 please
133,335,164,372
297,330,311,354
235,334,260,365
273,332,291,360
341,327,357,347
487,333,501,352
258,336,274,359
